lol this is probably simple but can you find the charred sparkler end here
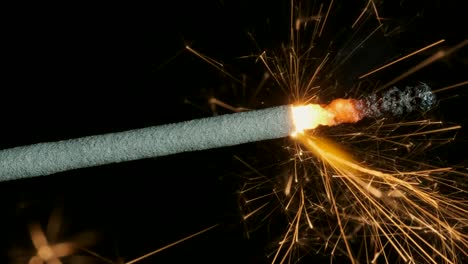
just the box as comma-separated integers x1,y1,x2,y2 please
291,83,435,135
357,83,436,118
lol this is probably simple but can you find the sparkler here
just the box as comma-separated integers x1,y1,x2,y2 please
0,81,434,181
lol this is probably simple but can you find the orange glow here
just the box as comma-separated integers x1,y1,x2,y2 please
324,98,364,125
291,98,364,135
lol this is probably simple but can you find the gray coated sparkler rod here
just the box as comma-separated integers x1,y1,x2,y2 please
0,105,294,181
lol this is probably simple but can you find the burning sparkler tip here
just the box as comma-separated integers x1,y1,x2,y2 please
291,99,365,136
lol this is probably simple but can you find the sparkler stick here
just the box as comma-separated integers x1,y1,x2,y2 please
0,105,289,181
0,84,434,181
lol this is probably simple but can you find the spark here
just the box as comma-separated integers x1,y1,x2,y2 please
358,39,446,79
80,224,218,264
124,224,218,264
185,45,243,84
432,80,468,94
318,0,333,37
379,39,468,92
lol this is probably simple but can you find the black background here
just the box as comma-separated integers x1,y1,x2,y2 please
1,1,466,263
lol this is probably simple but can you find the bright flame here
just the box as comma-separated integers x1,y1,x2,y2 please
291,104,335,136
291,99,365,136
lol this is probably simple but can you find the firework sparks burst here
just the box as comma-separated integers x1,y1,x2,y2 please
238,0,467,263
